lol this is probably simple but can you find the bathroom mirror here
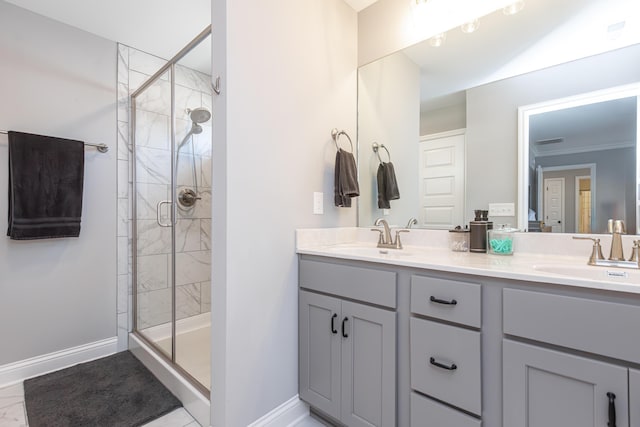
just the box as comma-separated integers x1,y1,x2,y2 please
357,0,640,231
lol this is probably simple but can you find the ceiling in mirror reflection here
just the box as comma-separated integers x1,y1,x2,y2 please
401,0,640,111
530,97,637,157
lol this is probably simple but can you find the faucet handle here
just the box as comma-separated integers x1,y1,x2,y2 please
629,240,639,263
394,229,410,249
406,218,418,229
573,236,605,265
370,228,384,244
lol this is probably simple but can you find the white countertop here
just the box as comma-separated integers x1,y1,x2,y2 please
296,228,640,294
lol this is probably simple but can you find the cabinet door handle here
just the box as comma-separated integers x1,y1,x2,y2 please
429,357,457,371
341,317,349,338
330,313,338,334
607,392,616,427
430,296,458,306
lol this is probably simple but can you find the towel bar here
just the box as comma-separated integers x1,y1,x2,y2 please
372,142,391,163
0,130,109,153
331,128,354,153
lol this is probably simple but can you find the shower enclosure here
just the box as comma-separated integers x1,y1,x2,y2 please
130,26,212,398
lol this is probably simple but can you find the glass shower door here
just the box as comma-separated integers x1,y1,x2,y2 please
131,29,212,393
133,68,175,360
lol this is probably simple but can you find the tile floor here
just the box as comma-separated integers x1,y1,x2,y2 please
0,382,200,427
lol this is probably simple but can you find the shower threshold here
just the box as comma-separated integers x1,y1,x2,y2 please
129,332,210,427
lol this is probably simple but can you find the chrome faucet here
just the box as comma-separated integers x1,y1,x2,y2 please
608,219,626,261
373,218,393,246
573,219,639,269
371,218,409,249
406,218,418,229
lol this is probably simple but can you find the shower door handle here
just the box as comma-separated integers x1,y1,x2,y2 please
156,200,173,227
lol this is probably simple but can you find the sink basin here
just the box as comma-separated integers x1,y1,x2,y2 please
533,264,640,284
321,246,414,258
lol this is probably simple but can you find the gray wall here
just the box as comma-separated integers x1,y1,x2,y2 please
420,103,466,136
536,148,636,234
211,0,358,425
0,2,117,365
466,44,640,225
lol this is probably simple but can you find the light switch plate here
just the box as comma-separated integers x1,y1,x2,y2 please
489,202,515,217
383,209,390,216
313,192,323,215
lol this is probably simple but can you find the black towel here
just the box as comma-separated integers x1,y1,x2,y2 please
7,131,85,240
334,148,360,207
377,162,400,209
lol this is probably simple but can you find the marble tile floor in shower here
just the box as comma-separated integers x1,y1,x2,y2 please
0,381,201,427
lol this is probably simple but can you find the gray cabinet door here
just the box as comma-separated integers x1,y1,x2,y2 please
630,368,640,426
341,301,396,427
299,290,342,419
503,339,629,427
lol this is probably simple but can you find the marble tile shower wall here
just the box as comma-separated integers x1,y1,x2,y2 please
116,44,212,351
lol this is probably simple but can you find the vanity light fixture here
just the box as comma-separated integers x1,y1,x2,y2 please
460,18,480,34
429,32,447,47
503,1,525,16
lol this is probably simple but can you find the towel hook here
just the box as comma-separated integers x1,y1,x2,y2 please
372,142,391,163
331,128,354,153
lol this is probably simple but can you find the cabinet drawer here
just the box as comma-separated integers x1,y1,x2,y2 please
299,259,396,308
503,288,640,363
411,392,481,427
411,275,481,328
410,317,481,415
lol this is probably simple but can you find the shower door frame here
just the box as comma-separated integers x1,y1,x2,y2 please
130,24,212,397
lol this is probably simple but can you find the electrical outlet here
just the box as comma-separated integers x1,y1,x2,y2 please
313,192,323,215
383,209,390,216
488,202,515,217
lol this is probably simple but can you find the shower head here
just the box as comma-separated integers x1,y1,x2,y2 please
187,107,211,124
177,107,210,149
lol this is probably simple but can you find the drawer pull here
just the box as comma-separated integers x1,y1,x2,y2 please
607,392,616,427
429,357,458,371
430,296,458,306
342,317,349,338
331,313,338,334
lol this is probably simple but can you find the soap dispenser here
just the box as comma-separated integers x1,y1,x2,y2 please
469,210,493,253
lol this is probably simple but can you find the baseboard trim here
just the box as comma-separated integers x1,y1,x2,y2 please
248,395,310,427
0,337,118,387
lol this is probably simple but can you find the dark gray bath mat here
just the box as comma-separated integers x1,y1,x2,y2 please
24,350,181,427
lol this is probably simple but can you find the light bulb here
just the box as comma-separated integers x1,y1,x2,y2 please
503,1,525,15
461,19,480,34
429,32,446,47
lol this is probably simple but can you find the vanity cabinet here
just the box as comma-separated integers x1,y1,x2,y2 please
503,287,640,427
299,259,397,427
298,250,640,427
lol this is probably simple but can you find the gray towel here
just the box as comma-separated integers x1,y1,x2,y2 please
7,131,84,240
377,161,400,209
334,149,359,207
